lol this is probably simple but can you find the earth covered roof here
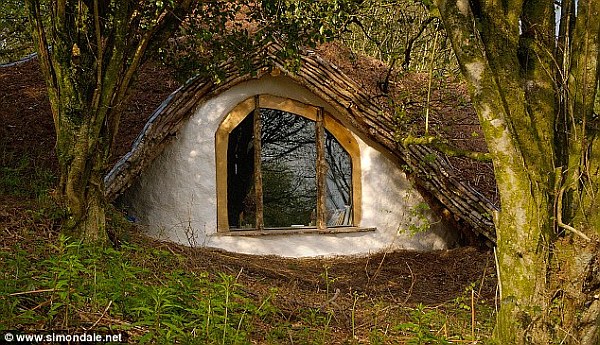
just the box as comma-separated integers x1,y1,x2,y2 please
102,42,499,244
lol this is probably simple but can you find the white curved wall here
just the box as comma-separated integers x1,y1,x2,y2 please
122,75,458,257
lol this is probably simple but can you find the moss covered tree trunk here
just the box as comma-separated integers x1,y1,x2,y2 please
435,0,600,343
25,0,193,243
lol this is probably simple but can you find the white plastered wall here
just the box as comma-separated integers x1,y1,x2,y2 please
122,75,459,257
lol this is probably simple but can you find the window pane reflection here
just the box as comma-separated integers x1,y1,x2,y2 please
325,130,352,226
227,106,353,230
261,108,317,228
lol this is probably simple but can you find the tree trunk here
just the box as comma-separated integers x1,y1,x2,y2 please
25,0,194,244
58,123,108,243
554,0,600,340
435,0,600,343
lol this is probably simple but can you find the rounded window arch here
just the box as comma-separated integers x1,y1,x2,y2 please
215,95,361,232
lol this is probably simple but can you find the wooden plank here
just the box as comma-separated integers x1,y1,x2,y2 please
253,96,264,230
315,108,327,230
218,227,376,237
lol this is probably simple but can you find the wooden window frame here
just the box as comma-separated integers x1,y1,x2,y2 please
215,94,361,232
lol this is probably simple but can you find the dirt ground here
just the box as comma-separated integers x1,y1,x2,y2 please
0,195,497,343
161,240,498,309
0,58,178,171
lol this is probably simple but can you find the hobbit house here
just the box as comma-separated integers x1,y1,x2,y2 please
105,44,497,257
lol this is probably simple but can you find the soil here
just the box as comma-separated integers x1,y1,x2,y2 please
0,191,497,311
160,240,497,308
1,59,58,170
1,53,498,329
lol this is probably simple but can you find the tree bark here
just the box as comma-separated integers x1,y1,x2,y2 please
556,0,600,342
435,0,600,343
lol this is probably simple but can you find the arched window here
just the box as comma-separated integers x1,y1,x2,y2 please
216,95,361,232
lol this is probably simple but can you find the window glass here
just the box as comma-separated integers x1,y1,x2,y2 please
227,112,256,228
261,109,317,227
325,129,353,226
226,106,353,230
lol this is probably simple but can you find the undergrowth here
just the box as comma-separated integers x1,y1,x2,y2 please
0,149,55,199
0,234,275,344
0,175,496,344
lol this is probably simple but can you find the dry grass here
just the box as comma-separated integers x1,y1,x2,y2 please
1,196,497,344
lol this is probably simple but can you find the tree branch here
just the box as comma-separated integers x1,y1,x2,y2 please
401,16,435,70
401,135,492,162
554,168,592,242
91,0,103,112
24,0,59,130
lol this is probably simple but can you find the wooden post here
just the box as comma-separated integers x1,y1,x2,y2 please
253,96,264,230
315,108,327,230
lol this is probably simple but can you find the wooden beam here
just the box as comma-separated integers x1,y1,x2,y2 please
316,108,327,230
253,96,264,230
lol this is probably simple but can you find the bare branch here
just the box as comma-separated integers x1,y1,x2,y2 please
401,16,436,70
91,0,103,111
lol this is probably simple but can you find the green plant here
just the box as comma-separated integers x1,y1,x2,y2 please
453,282,477,312
369,328,388,345
394,304,450,345
292,307,334,345
447,282,496,343
0,151,56,199
0,227,282,344
321,310,334,345
44,235,88,328
320,265,338,297
350,290,364,340
133,286,184,343
172,270,264,345
0,244,39,329
402,202,436,235
0,198,496,343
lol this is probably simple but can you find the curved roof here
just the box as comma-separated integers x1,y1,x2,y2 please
105,44,498,243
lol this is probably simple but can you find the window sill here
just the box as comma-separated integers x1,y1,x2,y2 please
217,227,376,237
